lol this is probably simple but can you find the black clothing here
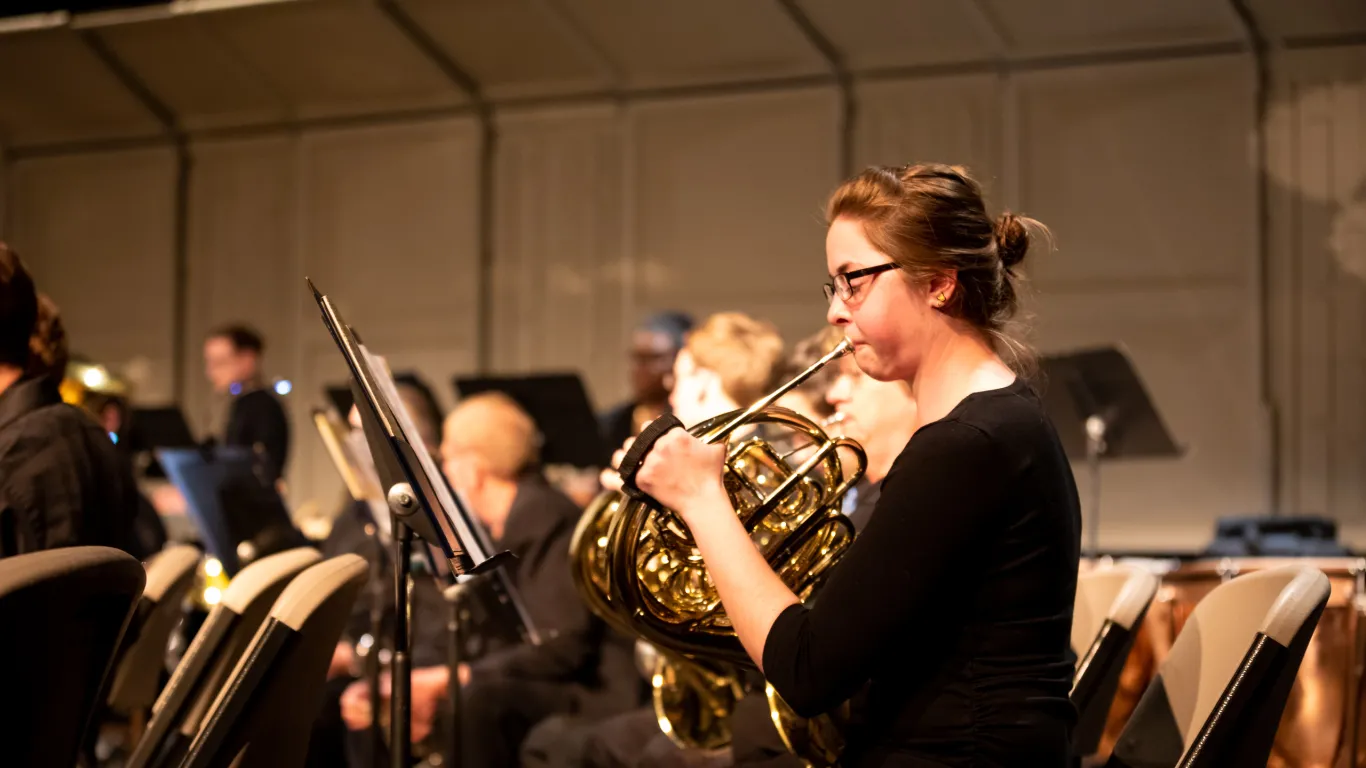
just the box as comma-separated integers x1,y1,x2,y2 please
321,499,450,667
579,708,731,768
598,402,637,457
762,379,1081,767
844,476,882,534
225,387,290,484
463,474,638,767
469,474,605,687
0,377,141,558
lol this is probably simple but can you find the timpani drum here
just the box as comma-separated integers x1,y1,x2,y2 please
1095,557,1366,768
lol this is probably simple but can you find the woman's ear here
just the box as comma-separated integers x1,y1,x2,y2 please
927,272,957,308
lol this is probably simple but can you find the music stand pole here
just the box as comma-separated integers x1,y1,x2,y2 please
444,583,466,768
1085,416,1107,560
366,527,385,768
388,508,415,768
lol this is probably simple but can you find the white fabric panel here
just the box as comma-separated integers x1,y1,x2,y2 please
290,119,480,508
1017,56,1261,550
184,136,299,440
492,107,627,409
854,75,1004,202
629,88,841,347
8,148,177,402
1265,47,1366,541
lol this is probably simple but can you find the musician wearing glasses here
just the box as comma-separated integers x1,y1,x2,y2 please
621,165,1082,767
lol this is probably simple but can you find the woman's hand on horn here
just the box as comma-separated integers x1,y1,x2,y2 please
633,428,729,524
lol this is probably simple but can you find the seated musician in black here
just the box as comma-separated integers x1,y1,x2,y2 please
341,392,636,766
0,245,141,557
203,324,290,486
625,165,1081,767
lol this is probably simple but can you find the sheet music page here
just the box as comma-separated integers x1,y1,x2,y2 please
357,345,490,565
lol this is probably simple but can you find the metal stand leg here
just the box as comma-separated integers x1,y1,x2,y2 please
445,583,465,768
391,517,413,767
367,525,385,768
1084,415,1107,561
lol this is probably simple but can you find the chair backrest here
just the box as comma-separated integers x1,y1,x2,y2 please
0,546,146,768
126,547,321,768
178,554,368,768
1071,565,1160,756
1106,565,1330,768
108,544,202,715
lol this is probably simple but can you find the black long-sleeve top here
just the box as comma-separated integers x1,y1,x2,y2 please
468,474,601,684
762,379,1081,767
0,377,143,558
225,387,290,485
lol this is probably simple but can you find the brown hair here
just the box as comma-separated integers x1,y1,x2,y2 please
827,164,1047,371
27,293,68,382
0,243,38,368
685,312,786,406
208,323,265,354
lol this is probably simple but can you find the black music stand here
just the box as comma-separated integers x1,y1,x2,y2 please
156,446,304,575
1037,347,1182,559
309,279,533,768
454,373,610,468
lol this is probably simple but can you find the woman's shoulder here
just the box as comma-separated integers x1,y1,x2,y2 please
903,380,1054,466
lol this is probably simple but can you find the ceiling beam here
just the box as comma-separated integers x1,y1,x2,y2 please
774,0,855,176
530,0,626,95
374,0,497,374
77,28,193,403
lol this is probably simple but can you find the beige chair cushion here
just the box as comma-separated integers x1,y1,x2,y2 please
1161,564,1330,746
1072,564,1160,655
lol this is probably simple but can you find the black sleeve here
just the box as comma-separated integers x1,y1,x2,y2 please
469,525,597,682
227,394,291,483
761,420,1009,717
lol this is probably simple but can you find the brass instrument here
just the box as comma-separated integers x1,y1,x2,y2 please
570,339,864,764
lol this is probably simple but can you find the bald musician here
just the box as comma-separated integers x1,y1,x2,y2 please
343,392,635,766
0,245,140,557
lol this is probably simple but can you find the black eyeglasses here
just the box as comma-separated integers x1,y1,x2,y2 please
822,263,901,303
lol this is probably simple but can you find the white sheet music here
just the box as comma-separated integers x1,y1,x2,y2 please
358,345,490,568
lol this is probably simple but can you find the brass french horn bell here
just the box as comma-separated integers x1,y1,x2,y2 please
607,338,865,664
570,338,865,763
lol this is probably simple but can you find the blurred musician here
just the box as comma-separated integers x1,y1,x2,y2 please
203,323,290,485
623,165,1082,767
598,311,694,450
574,311,786,768
311,382,450,768
0,245,141,557
729,345,920,767
343,392,634,766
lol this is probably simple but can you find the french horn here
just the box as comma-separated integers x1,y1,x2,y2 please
570,338,864,765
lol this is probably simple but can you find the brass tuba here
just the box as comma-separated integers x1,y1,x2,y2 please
570,338,864,764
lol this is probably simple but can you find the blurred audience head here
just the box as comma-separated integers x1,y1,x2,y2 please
0,243,38,376
204,323,264,394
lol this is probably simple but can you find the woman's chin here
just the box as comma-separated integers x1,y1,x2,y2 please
853,347,909,382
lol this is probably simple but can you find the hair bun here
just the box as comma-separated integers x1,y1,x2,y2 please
994,212,1030,270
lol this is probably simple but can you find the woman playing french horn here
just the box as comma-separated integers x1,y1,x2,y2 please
613,165,1082,767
